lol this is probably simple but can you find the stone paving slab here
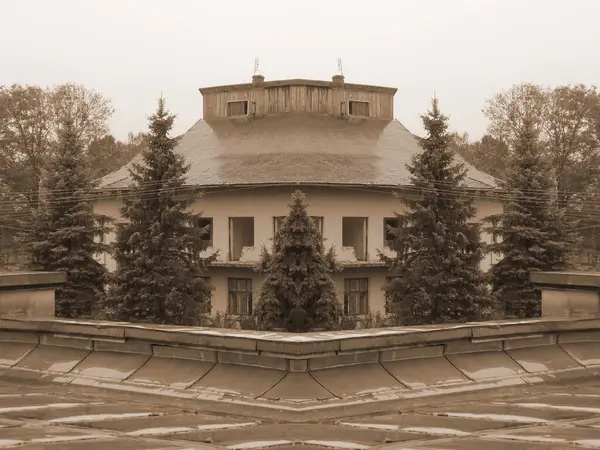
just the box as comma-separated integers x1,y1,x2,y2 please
69,351,150,381
0,425,108,445
164,423,421,446
445,351,527,381
127,357,215,389
0,342,36,367
16,346,91,373
381,357,469,390
310,363,403,397
15,439,197,449
80,413,258,433
336,412,521,433
0,402,180,421
261,372,335,400
561,341,600,366
488,423,600,442
417,402,596,421
190,363,285,397
421,439,585,449
506,345,583,373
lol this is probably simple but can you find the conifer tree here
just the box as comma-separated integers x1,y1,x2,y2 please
106,98,214,325
486,117,578,318
382,98,490,325
253,191,342,332
19,118,110,317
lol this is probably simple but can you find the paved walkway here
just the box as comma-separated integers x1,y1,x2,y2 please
2,377,600,449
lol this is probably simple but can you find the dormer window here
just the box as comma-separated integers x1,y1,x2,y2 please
227,100,249,117
348,100,369,117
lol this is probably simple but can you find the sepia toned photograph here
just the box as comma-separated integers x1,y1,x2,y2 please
1,0,600,448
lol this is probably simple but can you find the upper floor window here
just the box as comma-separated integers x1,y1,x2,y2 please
193,217,213,246
342,217,368,260
490,217,501,244
229,217,254,261
348,100,369,117
383,217,400,247
227,100,249,117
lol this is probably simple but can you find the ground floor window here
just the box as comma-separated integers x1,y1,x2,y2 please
344,278,369,315
228,278,253,315
198,276,212,314
385,276,401,314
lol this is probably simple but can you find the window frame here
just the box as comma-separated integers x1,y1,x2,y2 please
226,100,249,117
227,278,253,315
343,278,369,316
348,100,370,117
198,276,212,314
194,217,214,246
385,276,401,314
383,217,400,247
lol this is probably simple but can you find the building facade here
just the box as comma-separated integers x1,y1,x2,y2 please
95,74,502,318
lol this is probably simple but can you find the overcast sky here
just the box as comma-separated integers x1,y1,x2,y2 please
2,0,599,141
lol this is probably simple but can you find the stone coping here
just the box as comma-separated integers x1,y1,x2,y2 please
1,316,600,357
531,271,600,289
0,271,67,289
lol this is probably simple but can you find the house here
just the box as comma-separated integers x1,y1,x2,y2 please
94,73,502,318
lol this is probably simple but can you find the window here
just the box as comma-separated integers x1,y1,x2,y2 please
273,216,324,235
312,216,324,234
348,100,369,117
229,217,254,261
198,277,212,314
385,276,401,314
344,278,369,315
342,217,368,260
383,217,399,247
228,278,252,315
466,222,482,270
194,217,213,246
227,100,249,117
490,217,501,244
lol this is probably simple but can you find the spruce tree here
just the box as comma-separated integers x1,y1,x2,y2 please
19,118,110,318
486,117,578,318
253,190,342,332
106,98,214,325
382,98,490,325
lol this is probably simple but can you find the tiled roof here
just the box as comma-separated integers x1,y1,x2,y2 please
99,114,498,190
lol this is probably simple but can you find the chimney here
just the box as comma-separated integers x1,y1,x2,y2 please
332,74,345,84
252,74,265,84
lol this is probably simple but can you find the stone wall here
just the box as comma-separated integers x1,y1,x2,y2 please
0,271,66,319
530,271,600,317
1,316,599,413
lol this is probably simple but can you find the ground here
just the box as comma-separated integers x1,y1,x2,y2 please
2,376,600,449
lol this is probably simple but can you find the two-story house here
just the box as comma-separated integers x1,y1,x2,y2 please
94,73,502,318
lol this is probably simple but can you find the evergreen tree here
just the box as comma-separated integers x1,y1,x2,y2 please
106,98,214,325
253,190,342,332
18,118,110,317
486,117,578,318
382,98,490,325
